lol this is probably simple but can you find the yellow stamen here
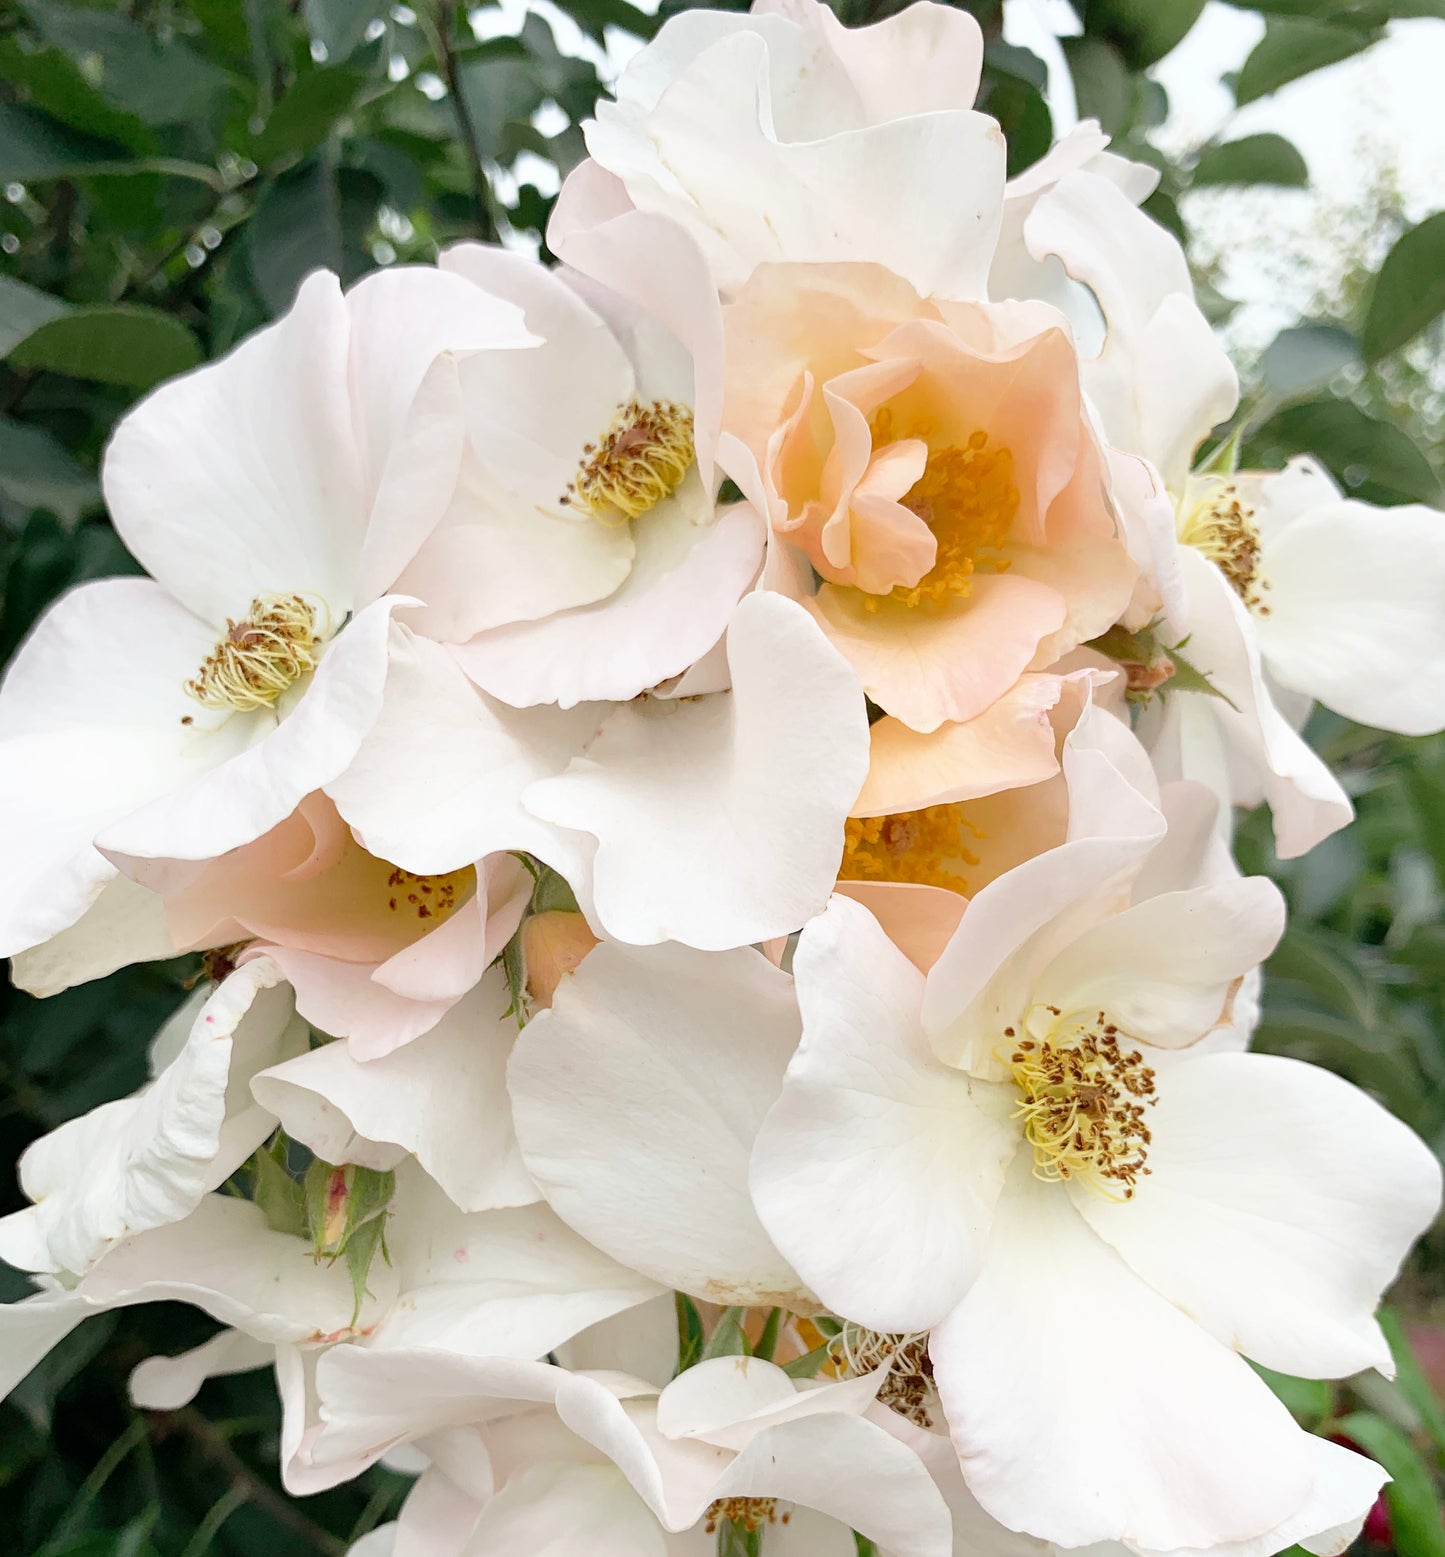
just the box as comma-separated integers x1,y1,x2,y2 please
704,1498,787,1535
564,398,695,525
840,804,981,894
1006,1012,1157,1200
863,416,1019,612
186,593,326,713
382,866,473,924
1178,478,1270,612
830,1324,934,1428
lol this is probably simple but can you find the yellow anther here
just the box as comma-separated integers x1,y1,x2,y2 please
382,866,473,924
1178,478,1269,612
186,593,326,713
1005,1013,1157,1200
840,804,981,894
564,398,695,525
862,413,1018,612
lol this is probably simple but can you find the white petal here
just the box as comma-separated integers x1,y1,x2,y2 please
449,499,763,709
656,1355,886,1451
508,939,808,1307
0,960,304,1277
1258,500,1445,734
1135,1435,1386,1557
251,967,538,1214
0,578,234,955
928,1172,1312,1552
328,625,597,878
1078,1052,1442,1378
1145,547,1353,860
1031,878,1284,1049
751,896,1017,1332
98,595,403,863
10,874,174,996
0,1284,92,1398
463,1461,666,1557
345,265,535,605
368,1168,662,1358
81,1194,377,1343
102,270,366,625
129,1328,274,1410
526,591,869,950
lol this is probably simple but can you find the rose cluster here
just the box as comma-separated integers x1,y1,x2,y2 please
2,3,1444,1555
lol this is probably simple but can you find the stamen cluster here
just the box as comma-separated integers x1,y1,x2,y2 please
564,398,696,524
185,593,325,713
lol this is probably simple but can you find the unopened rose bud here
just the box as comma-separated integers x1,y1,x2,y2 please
523,910,599,1010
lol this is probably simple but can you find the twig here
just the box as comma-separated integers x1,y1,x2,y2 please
422,1,499,242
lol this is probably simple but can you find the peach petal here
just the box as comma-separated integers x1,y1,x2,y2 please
834,881,967,974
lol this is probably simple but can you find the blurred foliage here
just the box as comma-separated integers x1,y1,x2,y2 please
0,0,1443,1551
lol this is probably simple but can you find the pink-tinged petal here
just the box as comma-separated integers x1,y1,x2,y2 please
254,947,449,1059
1079,1051,1442,1379
929,1171,1312,1552
99,596,403,864
102,270,366,626
809,573,1066,734
856,674,1064,814
328,625,599,879
251,968,538,1213
548,160,635,253
450,501,763,709
527,592,869,950
509,940,807,1308
752,897,1016,1332
834,881,966,973
0,960,303,1278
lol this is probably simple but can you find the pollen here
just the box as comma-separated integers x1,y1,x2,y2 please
1007,1016,1157,1200
831,1324,934,1428
383,867,472,923
839,804,980,894
704,1498,787,1535
1178,479,1270,613
563,398,695,525
185,593,326,713
863,417,1019,612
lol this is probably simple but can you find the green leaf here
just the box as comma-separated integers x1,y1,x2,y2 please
1234,18,1379,105
0,36,157,152
1379,1309,1445,1456
700,1306,748,1360
1193,133,1308,188
7,305,203,390
674,1292,705,1375
0,274,72,356
0,100,131,182
248,1136,307,1238
1063,37,1132,137
1337,1412,1445,1557
1250,1362,1333,1424
752,1308,784,1363
780,1340,836,1379
246,55,379,166
1081,0,1207,67
1247,397,1441,506
1257,324,1360,402
0,414,99,525
980,71,1053,178
304,0,389,59
16,0,236,128
245,159,344,315
1361,212,1445,362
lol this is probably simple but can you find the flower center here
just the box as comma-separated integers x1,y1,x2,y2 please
704,1498,786,1535
864,416,1019,612
186,593,327,713
1006,1016,1157,1200
1178,479,1270,612
839,804,981,894
564,398,695,525
831,1324,934,1429
383,866,473,924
